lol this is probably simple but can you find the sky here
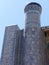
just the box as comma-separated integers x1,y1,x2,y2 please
0,0,49,58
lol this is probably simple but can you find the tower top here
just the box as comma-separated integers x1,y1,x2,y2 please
24,2,42,14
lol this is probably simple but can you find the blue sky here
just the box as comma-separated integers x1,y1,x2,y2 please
0,0,49,57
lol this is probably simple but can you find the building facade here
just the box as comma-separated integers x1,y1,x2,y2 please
1,2,49,65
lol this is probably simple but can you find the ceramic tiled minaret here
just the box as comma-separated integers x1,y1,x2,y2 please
24,2,42,65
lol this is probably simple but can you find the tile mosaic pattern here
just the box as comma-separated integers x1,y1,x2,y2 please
24,4,44,65
1,25,20,65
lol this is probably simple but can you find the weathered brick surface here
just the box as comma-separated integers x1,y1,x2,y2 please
1,25,20,65
24,3,44,65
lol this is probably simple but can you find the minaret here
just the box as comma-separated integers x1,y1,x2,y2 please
24,2,42,65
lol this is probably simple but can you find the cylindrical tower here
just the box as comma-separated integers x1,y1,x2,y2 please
24,2,42,65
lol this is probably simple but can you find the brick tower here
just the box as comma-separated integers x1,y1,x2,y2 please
24,2,43,65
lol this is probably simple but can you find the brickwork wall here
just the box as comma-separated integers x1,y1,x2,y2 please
40,29,46,65
14,30,25,65
1,25,20,65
